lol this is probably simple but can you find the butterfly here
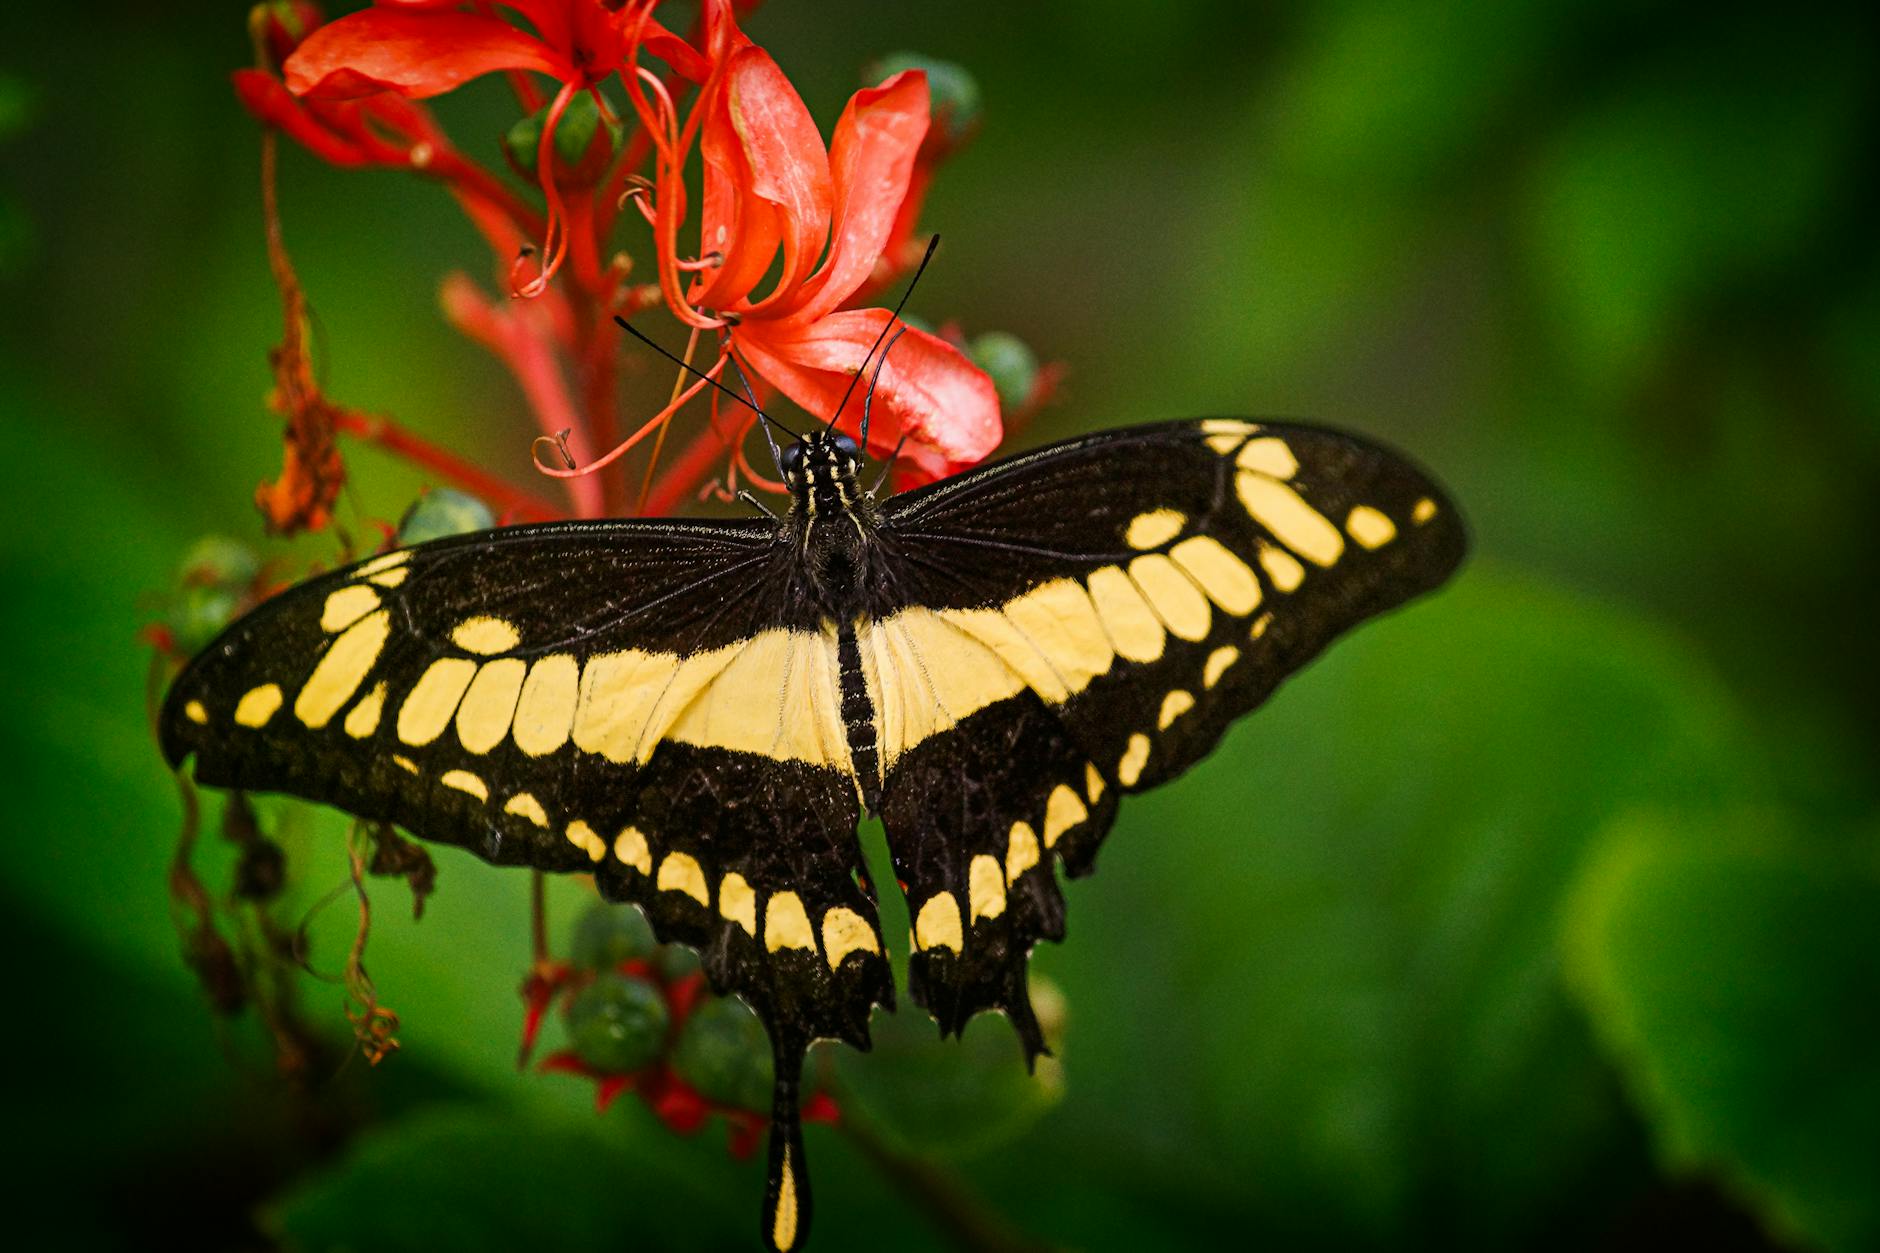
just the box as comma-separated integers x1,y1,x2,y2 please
161,412,1464,1250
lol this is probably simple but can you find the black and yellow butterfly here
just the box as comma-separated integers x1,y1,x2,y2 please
161,415,1464,1251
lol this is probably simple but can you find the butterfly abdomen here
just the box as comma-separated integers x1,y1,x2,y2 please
836,621,881,813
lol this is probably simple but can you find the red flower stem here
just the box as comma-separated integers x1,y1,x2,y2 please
430,149,544,240
332,410,563,522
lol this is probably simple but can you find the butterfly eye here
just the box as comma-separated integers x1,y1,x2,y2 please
831,433,860,461
780,443,805,477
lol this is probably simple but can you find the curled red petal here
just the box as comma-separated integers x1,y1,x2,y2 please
284,10,566,99
232,70,375,167
720,45,831,308
779,70,930,325
735,310,1002,479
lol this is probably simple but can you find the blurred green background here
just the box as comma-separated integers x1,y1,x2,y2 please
2,2,1876,1249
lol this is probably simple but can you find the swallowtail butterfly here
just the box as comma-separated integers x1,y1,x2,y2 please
162,415,1464,1250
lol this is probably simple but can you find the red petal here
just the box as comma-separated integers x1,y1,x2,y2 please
735,311,1002,478
720,45,831,309
232,70,375,167
285,10,565,99
693,75,783,310
779,70,930,325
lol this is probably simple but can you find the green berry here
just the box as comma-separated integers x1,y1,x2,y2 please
565,973,669,1075
656,943,701,982
865,54,981,146
505,89,620,180
570,902,657,971
396,489,494,545
166,536,260,654
672,995,773,1112
967,332,1039,412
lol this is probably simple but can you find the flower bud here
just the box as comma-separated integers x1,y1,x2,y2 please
570,902,657,971
396,488,493,545
967,332,1039,413
166,536,262,656
248,1,324,74
866,54,981,148
565,972,669,1075
672,995,773,1112
505,90,621,185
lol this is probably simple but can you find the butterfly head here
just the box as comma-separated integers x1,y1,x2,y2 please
782,430,864,517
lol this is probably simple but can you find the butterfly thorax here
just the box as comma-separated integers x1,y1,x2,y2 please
782,431,882,615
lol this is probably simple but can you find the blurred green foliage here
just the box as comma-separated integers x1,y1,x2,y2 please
0,1,1873,1250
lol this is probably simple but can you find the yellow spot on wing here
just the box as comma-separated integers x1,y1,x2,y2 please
1043,783,1088,849
1251,612,1274,639
612,825,649,870
1204,645,1240,688
1128,553,1212,641
235,684,283,728
657,852,709,906
1201,419,1258,455
666,629,849,769
450,616,520,656
1158,689,1195,730
512,654,579,756
368,567,409,589
821,907,879,967
1118,733,1151,786
1346,505,1397,549
914,893,964,953
320,584,381,633
968,855,1007,921
563,821,604,861
764,891,816,952
344,682,387,738
1086,565,1166,662
440,769,487,801
1124,508,1185,550
1258,542,1306,593
398,657,478,745
1003,579,1114,694
392,754,418,774
184,700,208,724
354,550,410,578
502,791,548,827
1237,474,1345,566
455,657,526,754
1236,436,1299,479
1170,535,1262,616
296,609,392,728
719,873,757,936
1085,761,1106,803
1413,497,1438,524
1006,821,1041,882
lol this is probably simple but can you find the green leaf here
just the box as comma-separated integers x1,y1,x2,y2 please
1028,568,1763,1244
267,1106,746,1253
1522,29,1865,387
1564,822,1880,1253
834,975,1066,1160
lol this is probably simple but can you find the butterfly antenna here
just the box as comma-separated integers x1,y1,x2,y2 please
614,315,800,443
858,322,911,452
723,350,785,473
824,233,941,435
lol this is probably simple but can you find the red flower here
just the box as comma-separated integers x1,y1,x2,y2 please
281,1,703,296
630,13,1000,481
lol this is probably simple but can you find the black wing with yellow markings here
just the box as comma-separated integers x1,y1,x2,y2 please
160,416,1464,1253
865,418,1465,1059
159,515,890,1253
